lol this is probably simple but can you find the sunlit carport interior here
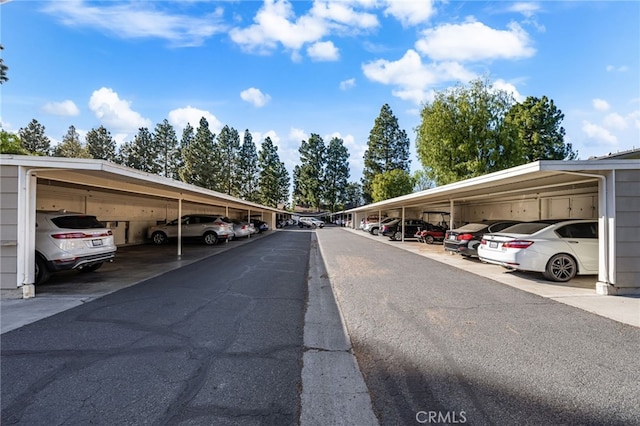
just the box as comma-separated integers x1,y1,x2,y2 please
0,155,289,298
345,159,640,296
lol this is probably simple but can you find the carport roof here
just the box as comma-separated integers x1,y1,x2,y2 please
0,155,286,214
347,159,640,213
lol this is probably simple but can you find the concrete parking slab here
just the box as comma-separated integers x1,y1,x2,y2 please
343,228,640,328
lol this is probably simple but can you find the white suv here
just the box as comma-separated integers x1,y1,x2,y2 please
147,214,235,245
298,217,325,229
35,211,117,284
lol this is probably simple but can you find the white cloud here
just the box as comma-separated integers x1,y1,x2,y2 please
340,78,356,90
507,2,541,18
88,87,151,134
42,100,80,116
167,106,222,134
362,49,476,104
289,127,308,143
310,1,378,29
493,79,525,102
603,112,628,130
240,87,272,107
307,40,340,61
383,0,437,26
592,98,610,111
415,20,535,62
581,120,617,145
42,0,225,47
606,65,630,72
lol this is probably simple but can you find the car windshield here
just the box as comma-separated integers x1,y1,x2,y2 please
51,215,105,229
499,222,551,234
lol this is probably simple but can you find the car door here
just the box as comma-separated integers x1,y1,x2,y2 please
555,222,599,273
181,216,198,238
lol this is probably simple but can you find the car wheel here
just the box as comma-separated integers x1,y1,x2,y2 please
35,255,50,285
79,262,103,273
371,227,379,235
544,253,577,282
392,231,402,241
203,232,219,245
425,235,435,244
151,231,168,245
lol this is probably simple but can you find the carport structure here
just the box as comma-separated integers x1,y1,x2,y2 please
347,159,640,295
0,155,287,298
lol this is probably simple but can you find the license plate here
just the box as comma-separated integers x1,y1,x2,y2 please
449,235,457,240
92,239,103,246
489,242,498,248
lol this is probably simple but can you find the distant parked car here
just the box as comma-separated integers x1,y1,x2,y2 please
249,219,269,233
147,214,234,246
299,217,325,228
444,220,521,257
381,219,427,241
478,219,599,282
414,223,446,244
35,210,117,285
231,219,256,239
368,217,400,235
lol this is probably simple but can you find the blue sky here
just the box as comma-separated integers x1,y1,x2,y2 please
2,0,639,183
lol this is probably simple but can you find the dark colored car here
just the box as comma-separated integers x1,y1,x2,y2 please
444,220,521,257
249,219,269,233
414,223,447,244
381,219,427,241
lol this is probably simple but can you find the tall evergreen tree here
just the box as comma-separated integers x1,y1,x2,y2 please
53,125,90,158
237,129,260,202
216,125,241,195
297,133,325,211
323,136,350,212
505,95,576,162
18,119,51,155
343,182,363,209
129,127,161,174
116,141,135,168
362,104,411,203
176,123,195,181
86,125,116,161
0,44,8,85
291,165,304,208
180,117,217,189
258,137,289,208
154,119,179,179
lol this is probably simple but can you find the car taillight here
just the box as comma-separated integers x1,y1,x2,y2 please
480,239,487,245
503,240,534,249
457,233,474,241
52,230,112,239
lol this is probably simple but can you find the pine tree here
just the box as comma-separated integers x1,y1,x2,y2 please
216,125,241,195
154,119,179,179
297,133,325,211
18,119,51,155
86,125,116,161
237,129,260,202
128,127,161,174
180,117,217,189
116,141,135,168
323,136,350,212
53,125,90,158
176,123,195,181
362,104,410,203
258,137,289,208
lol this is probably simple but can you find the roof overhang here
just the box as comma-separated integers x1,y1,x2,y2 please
347,160,640,213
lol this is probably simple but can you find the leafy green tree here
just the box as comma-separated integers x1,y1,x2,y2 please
216,125,241,195
371,169,414,202
0,44,8,84
258,136,289,208
296,133,325,211
180,117,217,189
362,104,411,203
18,119,51,155
154,119,179,178
413,169,434,192
1,130,27,154
323,136,350,212
505,95,577,162
86,125,116,161
237,129,260,202
343,182,363,209
53,125,90,158
416,78,519,186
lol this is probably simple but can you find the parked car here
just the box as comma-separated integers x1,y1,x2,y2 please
35,210,117,285
231,219,256,239
367,217,400,235
444,220,521,257
414,222,447,244
147,214,234,246
299,217,325,228
381,219,427,241
478,219,599,282
360,215,380,230
249,219,269,233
